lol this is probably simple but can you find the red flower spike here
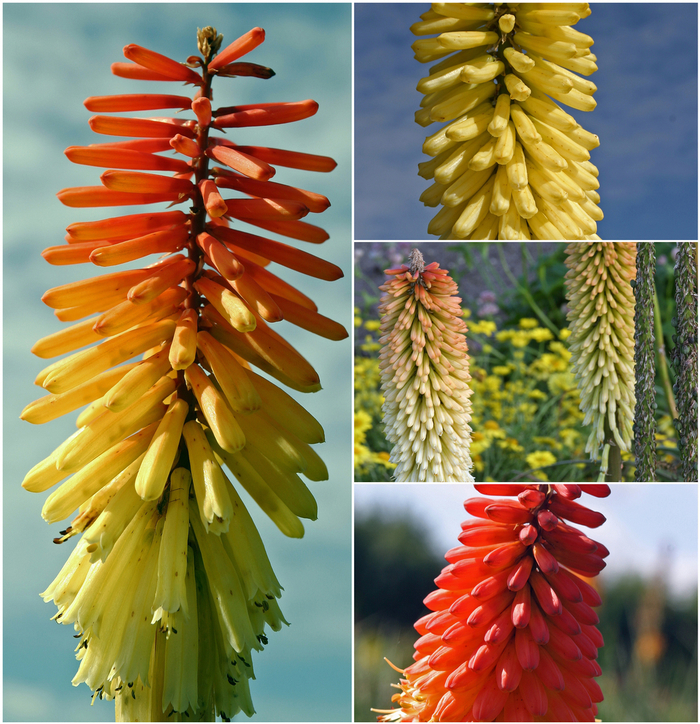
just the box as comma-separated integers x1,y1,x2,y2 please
84,93,193,112
110,61,174,81
548,495,607,528
216,61,276,79
100,170,194,195
241,217,330,244
89,138,176,153
214,174,331,214
66,210,188,242
89,226,190,267
580,484,611,498
57,186,181,208
224,197,309,222
198,179,228,218
88,115,196,139
170,134,202,158
65,145,191,173
123,44,202,84
206,144,276,181
552,484,582,499
233,145,337,172
208,27,266,71
381,487,608,722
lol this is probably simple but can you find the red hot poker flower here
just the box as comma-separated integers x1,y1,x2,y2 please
380,484,610,723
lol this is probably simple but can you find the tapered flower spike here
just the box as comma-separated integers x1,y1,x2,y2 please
412,3,602,240
564,243,636,476
633,242,657,482
379,484,609,722
378,249,473,482
22,26,346,722
671,243,698,482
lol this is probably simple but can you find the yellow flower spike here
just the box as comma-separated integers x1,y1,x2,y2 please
103,344,173,412
413,2,602,239
152,467,191,619
197,330,261,413
379,249,474,482
565,242,637,460
181,420,234,534
184,364,245,454
168,308,198,370
135,397,189,501
43,421,159,523
55,376,176,473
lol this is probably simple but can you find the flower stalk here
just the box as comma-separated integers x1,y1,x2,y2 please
22,26,345,721
378,249,474,482
379,483,609,722
671,243,698,482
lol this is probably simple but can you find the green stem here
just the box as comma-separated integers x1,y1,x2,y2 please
496,244,559,336
603,419,623,483
652,283,678,419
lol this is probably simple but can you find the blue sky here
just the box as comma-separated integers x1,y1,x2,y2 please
4,4,351,721
355,3,699,240
355,484,699,601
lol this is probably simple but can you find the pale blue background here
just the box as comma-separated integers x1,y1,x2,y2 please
355,3,699,240
4,3,351,721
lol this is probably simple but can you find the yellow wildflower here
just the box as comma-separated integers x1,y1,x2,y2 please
498,438,524,453
559,328,572,341
364,319,381,332
469,320,497,337
519,318,539,329
526,450,557,474
528,327,554,343
492,365,511,376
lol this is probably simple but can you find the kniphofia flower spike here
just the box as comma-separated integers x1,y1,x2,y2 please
380,484,609,722
22,26,346,722
379,249,474,482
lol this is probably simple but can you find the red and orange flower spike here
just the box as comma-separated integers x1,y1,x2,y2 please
22,25,345,722
380,484,609,723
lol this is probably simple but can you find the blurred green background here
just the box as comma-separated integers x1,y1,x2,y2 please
354,484,698,722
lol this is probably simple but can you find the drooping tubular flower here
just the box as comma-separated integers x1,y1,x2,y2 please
21,26,346,722
564,243,636,469
379,484,609,722
412,3,602,240
378,249,473,482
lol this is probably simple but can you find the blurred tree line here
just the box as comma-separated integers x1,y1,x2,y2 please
355,512,698,722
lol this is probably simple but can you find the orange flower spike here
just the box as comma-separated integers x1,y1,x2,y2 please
192,96,212,127
213,99,319,129
198,179,228,218
89,225,190,267
243,217,329,244
234,145,338,172
196,232,244,282
242,261,318,311
194,276,256,332
42,241,104,266
208,27,265,71
380,484,610,722
66,210,188,242
84,94,193,112
225,197,309,222
123,44,203,84
214,173,331,213
170,133,201,158
169,309,199,370
100,170,194,196
88,115,196,139
65,145,191,173
270,294,349,341
206,143,276,181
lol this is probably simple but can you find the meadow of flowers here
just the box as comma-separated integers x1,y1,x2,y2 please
354,242,681,483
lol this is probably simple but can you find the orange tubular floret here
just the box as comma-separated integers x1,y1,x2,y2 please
196,232,245,282
100,170,194,195
42,241,105,266
224,198,309,222
241,217,329,244
66,210,188,242
110,62,174,81
227,272,283,323
65,146,191,173
83,94,193,112
233,145,337,173
90,225,190,267
213,100,319,128
170,134,202,158
214,173,330,213
57,186,182,208
42,268,151,310
192,97,212,127
208,27,266,71
216,62,275,79
270,294,348,341
89,138,176,153
212,226,342,281
88,115,196,139
123,44,203,84
242,261,318,312
127,256,196,304
198,179,228,218
206,144,275,181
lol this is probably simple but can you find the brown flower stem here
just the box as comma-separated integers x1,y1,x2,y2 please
652,282,678,419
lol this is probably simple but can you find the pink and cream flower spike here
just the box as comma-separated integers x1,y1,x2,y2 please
378,249,474,482
379,484,609,722
22,26,346,722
